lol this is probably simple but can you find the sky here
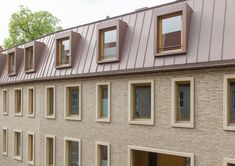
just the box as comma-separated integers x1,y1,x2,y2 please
0,0,175,47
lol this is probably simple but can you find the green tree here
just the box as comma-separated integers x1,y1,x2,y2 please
3,5,62,49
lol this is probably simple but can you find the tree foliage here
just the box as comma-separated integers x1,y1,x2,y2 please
3,5,62,49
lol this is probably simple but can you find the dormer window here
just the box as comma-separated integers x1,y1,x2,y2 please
24,41,44,73
154,2,192,56
57,37,70,66
8,52,16,75
97,19,127,63
55,31,80,69
100,28,117,61
25,46,34,72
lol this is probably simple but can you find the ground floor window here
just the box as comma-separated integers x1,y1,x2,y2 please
129,146,193,166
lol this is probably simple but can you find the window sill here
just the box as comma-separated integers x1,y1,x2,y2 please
28,114,35,118
14,156,22,161
155,49,186,57
25,69,35,74
14,113,23,117
64,116,81,121
129,119,154,126
97,58,119,64
2,152,7,156
45,115,56,119
171,122,194,128
56,64,71,69
2,112,8,115
223,125,235,131
96,118,110,123
27,161,34,166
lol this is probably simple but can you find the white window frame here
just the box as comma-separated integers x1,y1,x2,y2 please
27,87,35,118
2,127,8,156
128,80,154,125
14,88,23,117
45,85,56,119
27,132,35,165
171,77,194,128
45,134,56,166
96,82,111,123
64,137,81,166
128,145,194,166
224,158,235,166
95,141,110,166
2,89,8,115
13,129,23,161
64,84,82,121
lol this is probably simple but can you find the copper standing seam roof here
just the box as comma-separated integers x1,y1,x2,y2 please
0,0,234,85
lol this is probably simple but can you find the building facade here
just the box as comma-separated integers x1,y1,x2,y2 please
0,0,235,166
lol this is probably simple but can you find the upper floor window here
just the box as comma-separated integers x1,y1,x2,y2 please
100,28,117,61
96,141,110,166
8,52,16,75
14,130,22,161
55,31,80,68
97,19,127,63
128,80,154,125
154,2,192,56
45,135,55,166
27,132,35,165
2,89,8,115
158,12,182,53
57,37,70,66
2,128,8,156
64,137,81,166
171,77,194,128
27,87,35,117
64,84,81,121
96,82,110,122
45,86,56,119
25,46,34,72
14,88,23,117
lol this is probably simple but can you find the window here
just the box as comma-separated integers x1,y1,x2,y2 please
97,19,127,63
222,75,235,131
14,88,23,116
45,86,55,119
96,82,110,122
158,12,182,53
154,2,192,56
2,89,8,115
64,137,81,166
171,77,194,128
128,80,154,125
25,46,34,72
45,135,55,166
96,141,110,166
14,130,22,161
27,87,35,117
56,37,70,66
64,85,81,120
27,132,35,165
8,52,16,75
99,28,117,61
224,158,235,166
2,128,8,156
128,145,194,166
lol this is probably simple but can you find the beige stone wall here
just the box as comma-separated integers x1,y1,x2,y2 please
0,67,235,166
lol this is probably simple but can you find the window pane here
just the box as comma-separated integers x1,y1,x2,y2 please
9,52,15,74
48,138,54,165
69,87,79,115
177,83,190,121
230,82,235,124
160,13,182,52
3,130,6,153
100,85,108,118
3,91,7,113
16,133,21,156
58,38,70,65
48,88,54,115
28,89,34,114
26,47,33,71
101,145,107,166
70,141,79,166
103,29,116,59
15,90,21,113
28,135,33,161
134,85,151,119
